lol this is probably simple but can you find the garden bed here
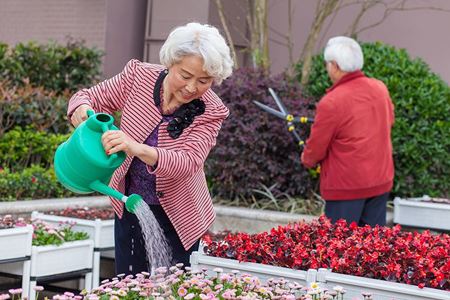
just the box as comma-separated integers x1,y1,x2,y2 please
191,252,450,300
0,223,33,298
394,196,450,231
203,216,449,293
0,240,94,300
190,251,314,285
31,208,114,287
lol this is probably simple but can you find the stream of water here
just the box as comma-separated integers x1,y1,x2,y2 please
134,202,172,273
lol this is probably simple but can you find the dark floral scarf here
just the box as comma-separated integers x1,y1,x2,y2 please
153,70,205,139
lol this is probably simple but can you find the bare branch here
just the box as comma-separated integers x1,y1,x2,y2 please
215,0,239,67
351,0,450,36
346,0,382,37
287,0,294,66
300,0,342,85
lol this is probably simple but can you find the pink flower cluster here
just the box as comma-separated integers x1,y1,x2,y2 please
50,264,365,300
204,216,450,290
0,215,27,229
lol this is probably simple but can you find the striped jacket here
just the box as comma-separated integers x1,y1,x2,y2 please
67,59,229,250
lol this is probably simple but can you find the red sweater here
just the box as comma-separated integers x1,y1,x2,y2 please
302,71,394,200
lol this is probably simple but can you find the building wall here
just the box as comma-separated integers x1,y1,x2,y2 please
104,0,147,78
0,0,107,50
1,0,449,83
267,0,450,83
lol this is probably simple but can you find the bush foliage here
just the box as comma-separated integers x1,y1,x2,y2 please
0,165,73,201
0,127,69,172
295,42,450,198
209,68,316,200
0,40,102,93
0,40,102,201
0,82,71,135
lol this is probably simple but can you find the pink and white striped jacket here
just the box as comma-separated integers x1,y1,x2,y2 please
67,59,229,250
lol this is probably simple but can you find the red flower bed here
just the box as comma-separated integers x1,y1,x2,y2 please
203,216,450,290
48,207,115,220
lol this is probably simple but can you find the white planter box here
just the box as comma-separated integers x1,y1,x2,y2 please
190,252,449,300
394,197,450,230
0,240,94,300
190,251,315,285
0,225,33,262
0,225,33,297
31,211,114,287
316,268,449,300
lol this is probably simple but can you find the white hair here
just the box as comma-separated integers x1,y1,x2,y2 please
159,22,234,85
324,36,364,72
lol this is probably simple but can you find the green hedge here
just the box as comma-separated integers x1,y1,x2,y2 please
295,42,450,198
0,40,103,201
0,127,69,172
0,165,73,201
0,82,72,134
0,40,102,93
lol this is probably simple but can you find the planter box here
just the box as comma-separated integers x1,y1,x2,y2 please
394,197,450,231
0,225,33,297
190,252,449,300
190,251,315,286
316,268,449,300
0,240,94,300
31,211,114,287
0,225,33,262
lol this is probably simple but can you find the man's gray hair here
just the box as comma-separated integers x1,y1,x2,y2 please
160,22,234,85
324,36,364,72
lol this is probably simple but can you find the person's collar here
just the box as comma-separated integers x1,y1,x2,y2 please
326,70,365,93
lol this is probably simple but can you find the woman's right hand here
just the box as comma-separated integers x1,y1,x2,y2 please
71,104,93,127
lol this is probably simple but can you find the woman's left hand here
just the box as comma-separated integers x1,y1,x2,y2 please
102,130,140,157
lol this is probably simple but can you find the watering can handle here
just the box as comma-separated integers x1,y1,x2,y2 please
87,110,95,118
100,121,119,161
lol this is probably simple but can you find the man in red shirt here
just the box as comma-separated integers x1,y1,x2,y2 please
301,36,395,226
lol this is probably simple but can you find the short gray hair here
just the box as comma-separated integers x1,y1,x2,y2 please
324,36,364,72
160,22,234,85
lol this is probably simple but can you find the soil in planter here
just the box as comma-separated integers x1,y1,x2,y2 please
134,202,172,272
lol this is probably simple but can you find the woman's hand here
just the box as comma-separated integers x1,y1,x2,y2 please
102,130,140,157
71,104,93,127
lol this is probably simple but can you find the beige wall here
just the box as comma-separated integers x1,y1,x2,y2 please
1,0,449,83
143,0,248,69
0,0,107,49
267,0,450,83
104,0,147,78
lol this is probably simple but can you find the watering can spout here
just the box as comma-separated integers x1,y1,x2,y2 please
89,180,142,213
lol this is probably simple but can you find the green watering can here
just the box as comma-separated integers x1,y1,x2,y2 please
54,110,142,213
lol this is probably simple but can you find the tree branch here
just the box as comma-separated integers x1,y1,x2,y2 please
214,0,239,67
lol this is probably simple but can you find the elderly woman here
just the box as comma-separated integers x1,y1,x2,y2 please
68,22,233,274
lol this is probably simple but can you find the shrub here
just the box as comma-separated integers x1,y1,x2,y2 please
295,42,450,198
0,165,73,201
0,81,72,134
0,127,69,171
209,68,316,200
0,40,102,93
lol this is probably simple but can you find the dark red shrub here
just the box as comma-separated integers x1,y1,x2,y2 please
209,68,316,199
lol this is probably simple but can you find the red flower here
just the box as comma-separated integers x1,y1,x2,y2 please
203,216,450,291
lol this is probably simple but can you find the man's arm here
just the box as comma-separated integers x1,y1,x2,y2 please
301,98,339,168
